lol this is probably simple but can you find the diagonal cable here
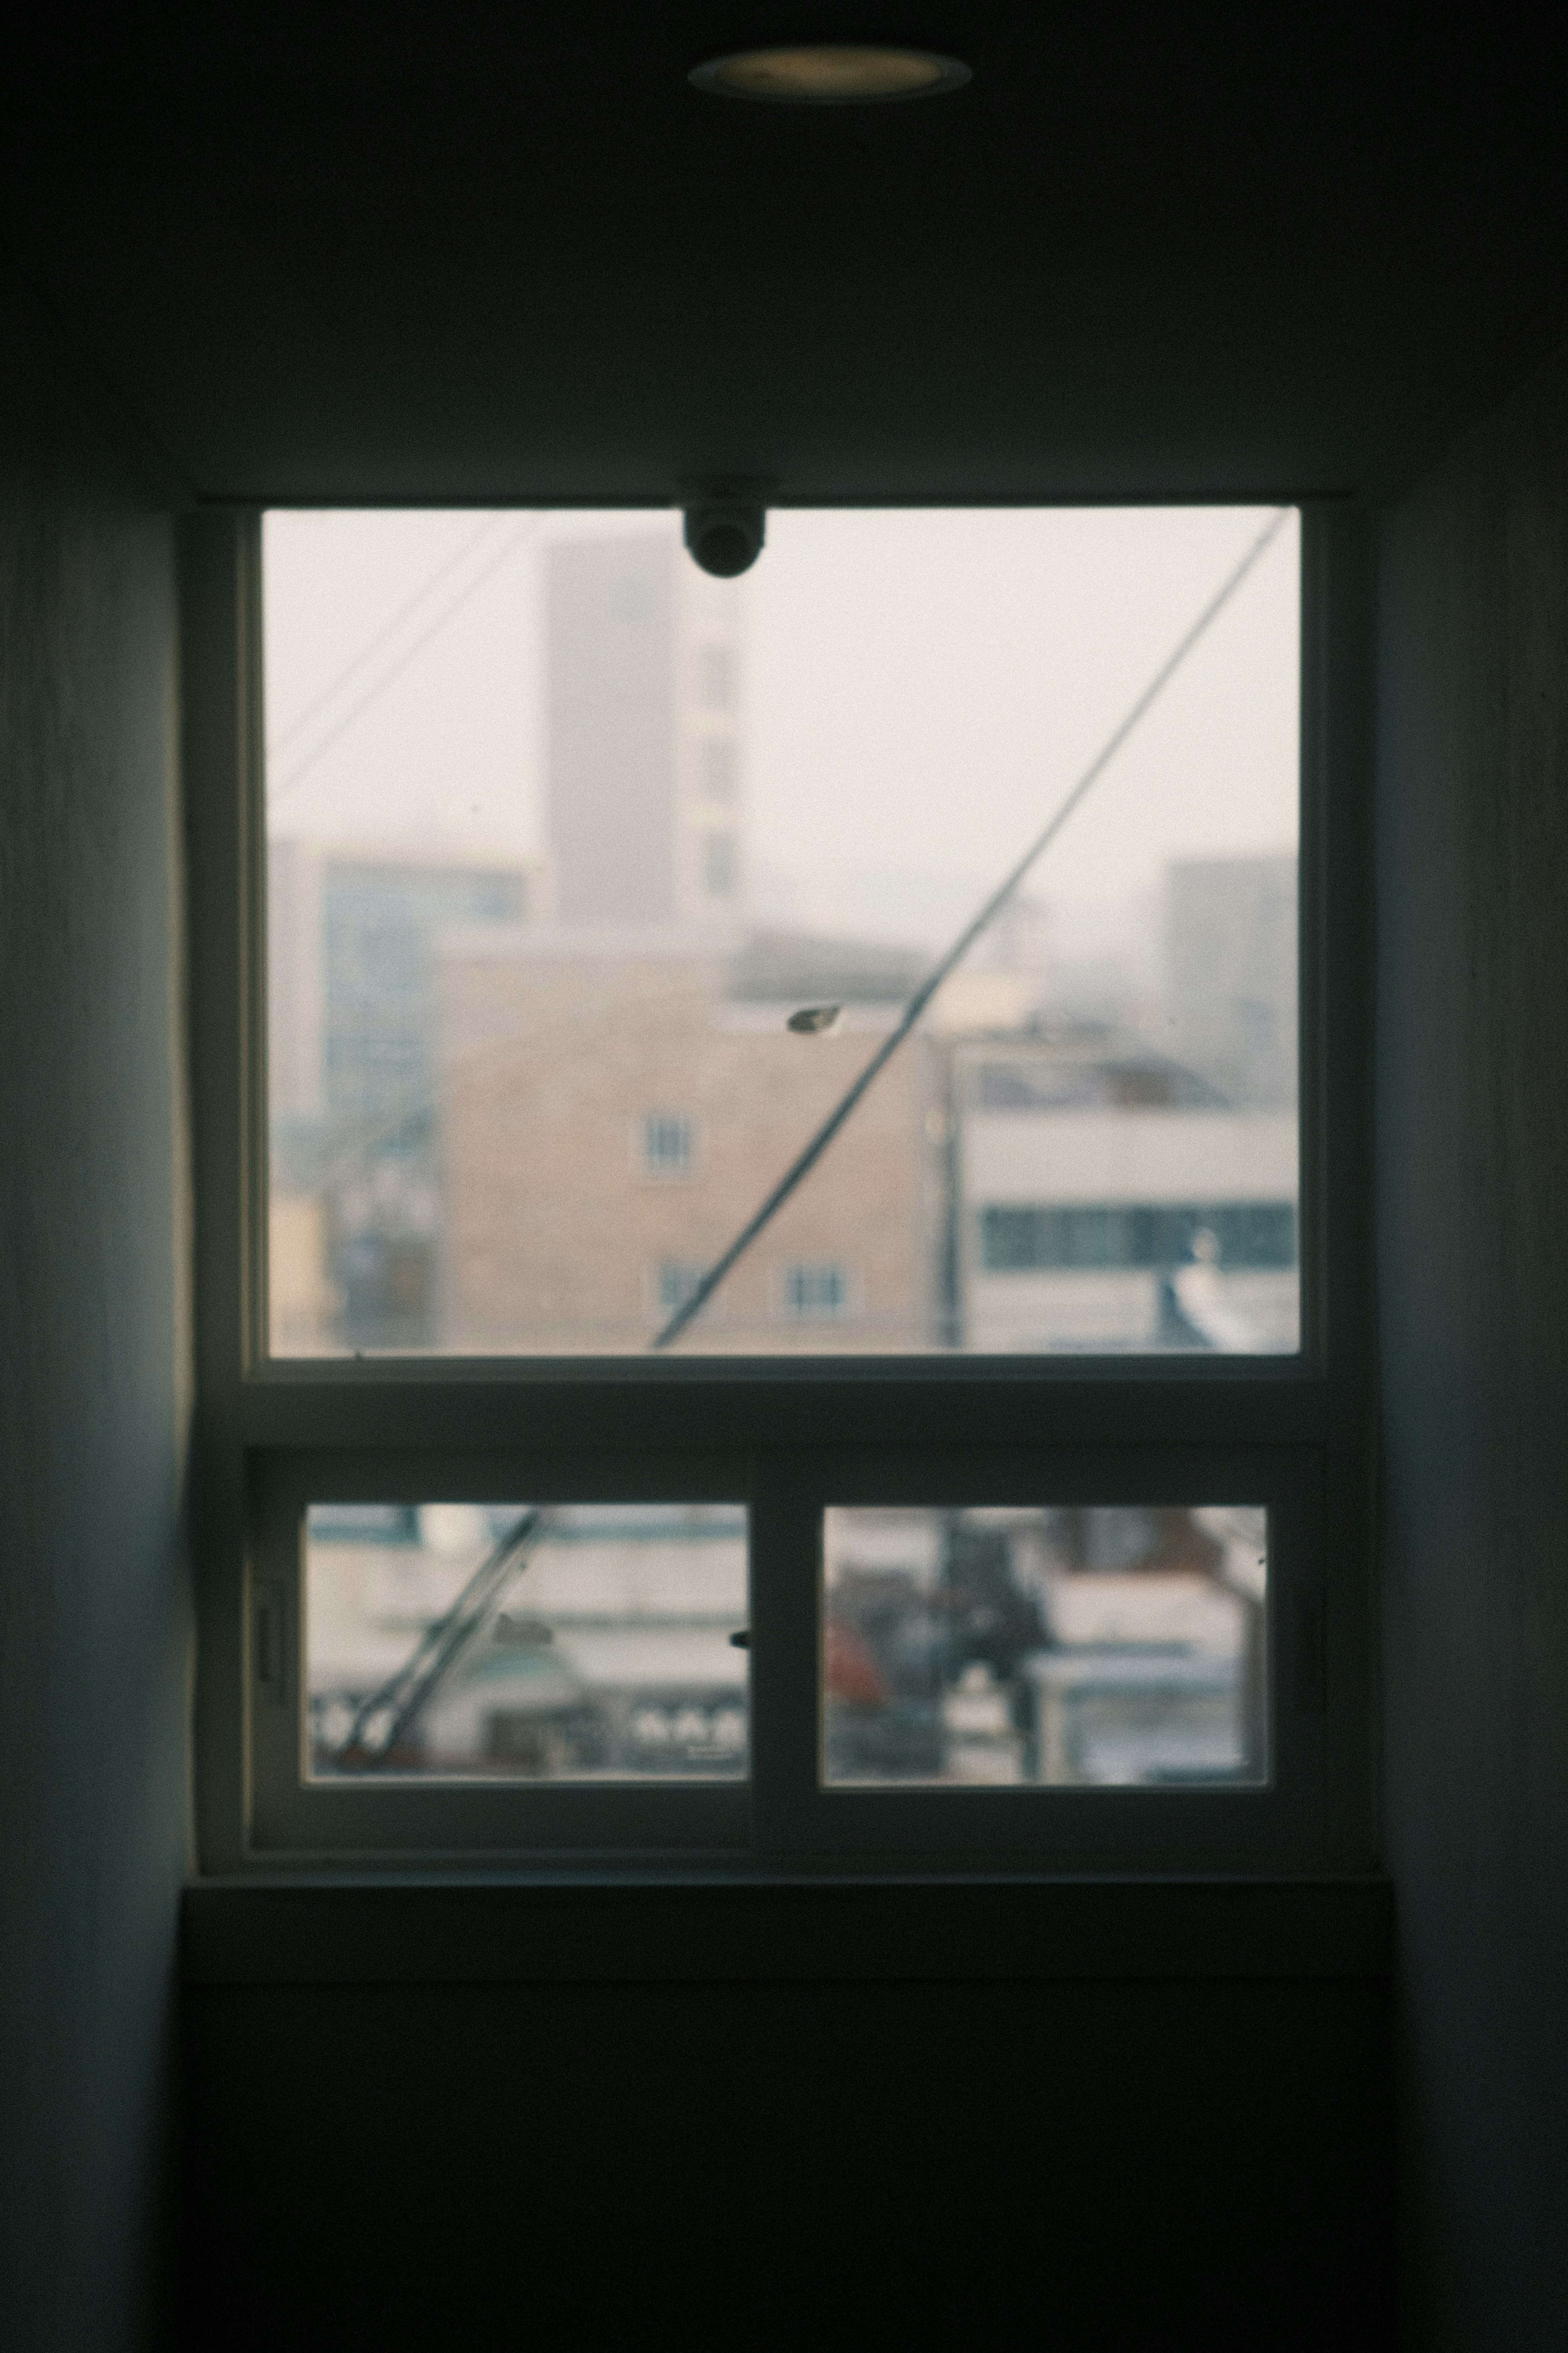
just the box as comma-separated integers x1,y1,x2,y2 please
652,506,1291,1349
268,517,538,812
267,513,504,756
334,1506,550,1766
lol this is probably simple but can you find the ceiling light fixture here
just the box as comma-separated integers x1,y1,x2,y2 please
689,45,970,105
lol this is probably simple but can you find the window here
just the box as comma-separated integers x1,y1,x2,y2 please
700,736,738,801
258,508,1301,1359
641,1112,694,1179
980,1204,1296,1272
822,1506,1267,1787
303,1501,747,1776
183,502,1373,1876
697,642,737,711
783,1260,849,1320
655,1260,706,1314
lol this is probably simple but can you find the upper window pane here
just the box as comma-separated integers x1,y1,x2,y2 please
263,509,1299,1357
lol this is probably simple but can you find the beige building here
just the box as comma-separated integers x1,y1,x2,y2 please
435,927,943,1353
546,531,746,930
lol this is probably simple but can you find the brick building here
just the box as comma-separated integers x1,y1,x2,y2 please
436,927,944,1352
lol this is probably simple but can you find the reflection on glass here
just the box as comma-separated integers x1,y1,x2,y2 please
265,508,1299,1357
822,1506,1267,1787
305,1503,748,1780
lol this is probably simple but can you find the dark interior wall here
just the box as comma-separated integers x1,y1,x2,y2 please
1377,341,1568,2349
184,1972,1391,2350
0,269,189,2350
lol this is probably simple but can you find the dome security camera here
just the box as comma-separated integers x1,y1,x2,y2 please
683,497,766,578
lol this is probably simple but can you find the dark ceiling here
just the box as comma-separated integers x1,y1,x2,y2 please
8,5,1568,506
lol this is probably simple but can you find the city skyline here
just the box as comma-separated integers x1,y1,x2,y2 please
263,504,1301,1358
262,505,1299,955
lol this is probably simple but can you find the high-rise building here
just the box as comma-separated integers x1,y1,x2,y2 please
545,531,746,928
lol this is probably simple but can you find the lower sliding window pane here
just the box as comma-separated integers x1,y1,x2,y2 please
305,1502,748,1780
822,1505,1267,1787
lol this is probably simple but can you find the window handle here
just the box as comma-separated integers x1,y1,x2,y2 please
254,1583,285,1706
1293,1590,1326,1714
729,1629,750,1649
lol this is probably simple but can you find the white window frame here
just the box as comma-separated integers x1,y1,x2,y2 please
182,503,1375,1877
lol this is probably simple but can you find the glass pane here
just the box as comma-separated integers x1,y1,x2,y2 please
822,1505,1267,1786
305,1503,748,1780
264,508,1298,1356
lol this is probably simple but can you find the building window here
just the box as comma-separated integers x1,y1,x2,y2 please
699,736,738,801
702,830,739,898
655,1260,706,1314
980,1203,1298,1271
641,1113,694,1178
783,1260,849,1320
697,643,737,711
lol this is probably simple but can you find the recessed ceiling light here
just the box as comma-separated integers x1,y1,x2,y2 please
689,45,971,105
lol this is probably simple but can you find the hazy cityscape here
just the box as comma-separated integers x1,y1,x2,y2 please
307,1500,1267,1790
266,508,1301,1359
272,505,1295,1787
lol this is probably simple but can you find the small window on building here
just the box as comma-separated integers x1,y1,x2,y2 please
979,1202,1297,1271
656,1260,706,1314
783,1261,849,1320
697,644,737,712
703,831,739,898
642,1113,694,1178
699,737,738,801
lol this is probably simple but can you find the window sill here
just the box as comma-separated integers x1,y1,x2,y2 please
182,1873,1392,1985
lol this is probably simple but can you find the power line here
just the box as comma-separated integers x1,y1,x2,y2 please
267,513,504,756
652,506,1292,1350
334,1508,550,1766
267,517,538,812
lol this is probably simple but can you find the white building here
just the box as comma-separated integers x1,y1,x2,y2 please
953,1033,1299,1353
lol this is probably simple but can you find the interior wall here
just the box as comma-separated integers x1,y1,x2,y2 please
1378,339,1568,2349
184,1973,1391,2349
0,265,189,2351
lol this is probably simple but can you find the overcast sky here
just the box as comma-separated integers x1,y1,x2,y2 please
263,504,1298,955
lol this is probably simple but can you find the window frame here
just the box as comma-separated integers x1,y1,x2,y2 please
183,501,1375,1878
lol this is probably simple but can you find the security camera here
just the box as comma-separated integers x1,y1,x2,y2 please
683,496,766,578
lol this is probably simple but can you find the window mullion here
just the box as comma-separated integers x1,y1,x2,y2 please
748,1452,825,1862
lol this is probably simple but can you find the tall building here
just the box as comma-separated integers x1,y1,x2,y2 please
546,531,746,928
